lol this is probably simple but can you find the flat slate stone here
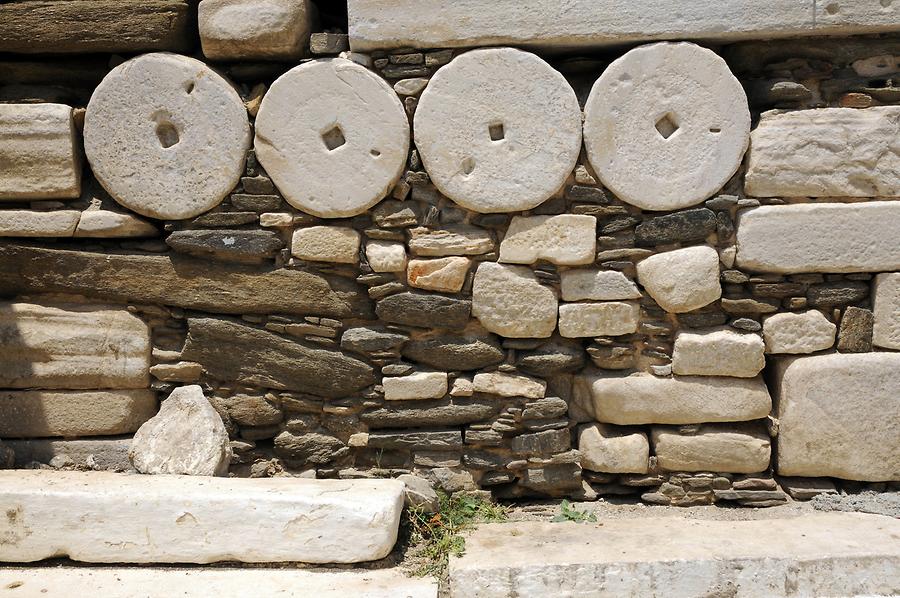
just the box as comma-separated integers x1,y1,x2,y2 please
0,471,404,564
361,398,499,428
634,208,717,246
376,292,471,330
166,229,284,263
401,328,505,371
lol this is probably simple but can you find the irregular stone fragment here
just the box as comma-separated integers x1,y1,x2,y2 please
255,58,408,218
651,425,771,473
584,43,750,211
167,229,283,263
199,0,313,61
402,328,504,371
672,329,765,377
383,372,448,400
407,225,495,256
516,340,586,376
365,241,407,272
84,53,251,220
0,210,80,237
274,431,347,466
414,48,581,213
398,474,439,513
361,399,499,428
221,394,282,427
499,215,596,266
558,302,639,338
292,226,360,263
130,385,231,476
635,246,721,313
340,327,407,354
736,202,900,273
873,272,900,350
634,208,718,246
376,292,471,329
393,78,429,96
775,352,900,481
837,306,874,353
74,210,158,238
578,423,649,474
762,310,835,354
0,103,80,200
407,257,470,293
560,269,641,302
472,262,558,338
472,372,545,399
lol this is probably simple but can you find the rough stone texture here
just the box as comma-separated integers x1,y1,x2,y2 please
0,390,156,438
414,48,581,213
578,423,649,474
292,226,360,264
84,53,251,220
408,257,470,293
672,329,765,377
559,269,641,302
0,471,405,564
472,372,546,399
775,353,900,481
516,340,585,376
472,262,558,338
274,432,347,466
582,371,771,425
341,327,407,354
0,302,150,390
383,372,448,401
181,318,375,398
74,210,158,238
167,230,283,264
360,399,499,428
365,241,407,272
5,438,131,470
199,0,313,61
401,328,504,371
255,58,408,218
838,306,874,353
634,208,718,246
498,215,596,266
558,302,639,338
635,246,721,313
763,310,836,354
736,202,900,273
130,385,231,477
651,425,771,473
873,272,900,350
745,107,900,197
0,103,80,200
376,292,471,329
584,42,750,211
0,210,80,237
407,225,495,257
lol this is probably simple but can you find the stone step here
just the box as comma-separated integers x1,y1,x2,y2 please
450,513,900,597
0,567,437,598
0,470,405,565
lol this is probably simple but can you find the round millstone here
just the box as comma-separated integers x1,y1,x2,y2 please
84,53,251,220
254,58,409,218
583,42,750,212
414,48,582,214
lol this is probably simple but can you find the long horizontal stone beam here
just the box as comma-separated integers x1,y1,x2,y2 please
348,0,900,51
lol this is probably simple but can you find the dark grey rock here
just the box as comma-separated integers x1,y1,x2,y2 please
565,185,610,203
361,398,500,428
340,327,408,354
511,429,571,456
464,428,504,446
240,176,275,194
274,431,348,466
522,397,568,420
837,306,874,353
587,344,635,369
230,193,281,212
401,330,504,370
721,297,780,314
372,200,422,227
309,32,349,54
376,292,471,329
480,471,515,485
750,282,805,298
705,194,738,211
398,473,439,513
367,430,462,450
463,450,509,470
166,229,283,263
634,208,717,246
677,310,729,328
731,317,762,332
517,340,586,376
807,281,869,307
520,462,583,494
191,211,258,227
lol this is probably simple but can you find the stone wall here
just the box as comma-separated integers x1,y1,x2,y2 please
0,0,898,506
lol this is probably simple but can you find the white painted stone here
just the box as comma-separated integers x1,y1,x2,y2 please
763,310,836,354
407,257,470,293
73,210,158,238
0,470,405,564
199,0,313,61
0,103,80,200
558,302,639,338
130,385,231,477
413,48,581,213
746,107,900,197
651,425,771,473
472,262,558,338
736,201,900,273
577,423,649,474
775,352,900,481
584,42,750,211
407,225,495,256
383,372,448,401
393,78,429,96
84,53,250,220
365,240,407,272
560,269,641,302
635,245,721,313
472,372,546,399
291,226,360,263
499,215,596,266
873,272,900,350
0,302,150,389
582,370,771,425
672,329,765,377
0,210,80,237
255,58,408,218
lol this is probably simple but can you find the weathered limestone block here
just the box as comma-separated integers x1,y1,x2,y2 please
558,302,639,338
365,241,407,272
651,425,771,473
0,390,156,438
635,246,721,313
584,42,749,211
763,310,836,354
736,202,900,273
581,371,771,425
84,53,251,220
0,104,80,200
73,210,158,238
0,210,80,237
578,423,649,474
199,0,313,61
414,48,581,213
775,353,900,481
0,303,150,390
873,273,900,350
499,215,596,266
383,372,448,401
408,225,495,257
255,58,408,218
472,262,557,338
560,269,641,302
0,471,405,563
407,257,470,293
672,329,765,377
291,226,360,263
150,362,204,383
0,1,191,54
472,372,546,399
130,385,231,477
746,107,900,197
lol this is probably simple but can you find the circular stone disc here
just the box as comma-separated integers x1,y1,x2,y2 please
583,42,750,212
254,58,409,218
84,53,251,220
414,48,582,214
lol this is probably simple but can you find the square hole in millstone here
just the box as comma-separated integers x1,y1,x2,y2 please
489,122,505,141
655,113,679,140
321,125,346,151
